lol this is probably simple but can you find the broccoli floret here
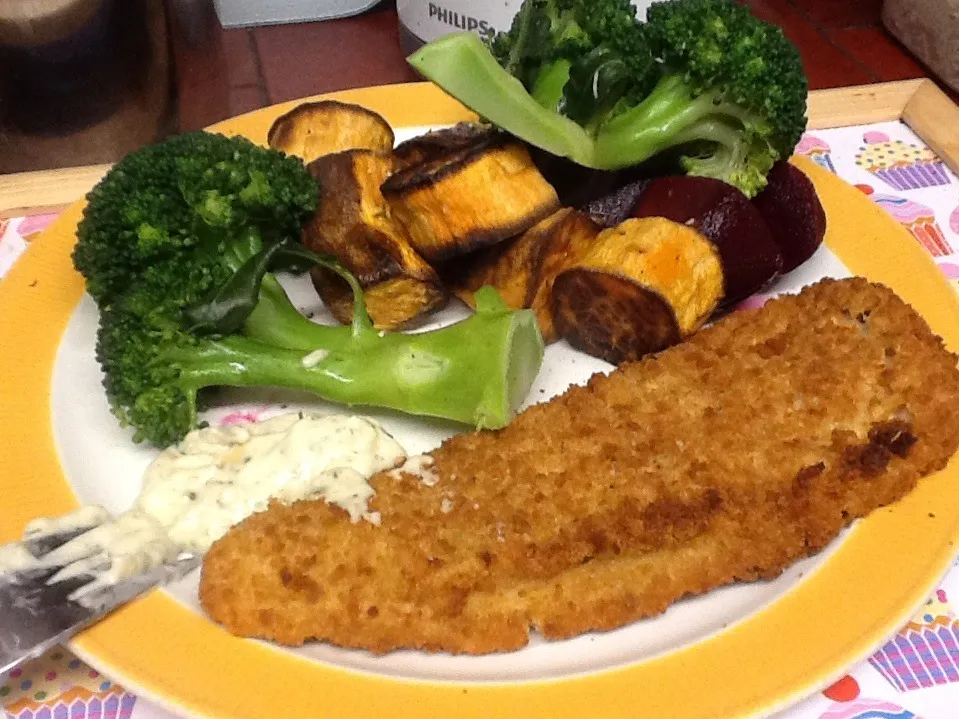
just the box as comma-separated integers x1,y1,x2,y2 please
592,0,807,195
74,132,544,446
408,0,808,196
98,261,543,447
489,0,655,120
73,132,317,304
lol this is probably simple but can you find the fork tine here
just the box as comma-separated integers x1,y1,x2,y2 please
0,506,199,675
22,526,101,558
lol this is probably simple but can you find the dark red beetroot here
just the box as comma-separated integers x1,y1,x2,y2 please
631,176,783,306
752,161,827,273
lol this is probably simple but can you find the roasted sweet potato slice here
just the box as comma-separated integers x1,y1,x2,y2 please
393,123,497,170
631,176,783,307
303,149,446,330
552,218,723,364
268,100,395,163
381,140,560,263
450,209,600,342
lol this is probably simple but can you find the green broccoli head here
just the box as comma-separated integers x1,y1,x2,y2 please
94,254,213,445
588,0,807,193
488,0,657,123
489,0,590,80
644,0,807,159
72,132,317,304
411,0,808,195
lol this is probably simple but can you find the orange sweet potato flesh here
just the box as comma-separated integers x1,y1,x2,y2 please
631,176,783,307
268,100,395,164
552,218,724,364
381,140,560,263
449,209,601,342
303,149,446,330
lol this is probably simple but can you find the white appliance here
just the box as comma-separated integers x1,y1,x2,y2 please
397,0,656,49
213,0,381,28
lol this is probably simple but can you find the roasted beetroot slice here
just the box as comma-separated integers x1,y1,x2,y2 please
752,161,827,273
631,176,783,306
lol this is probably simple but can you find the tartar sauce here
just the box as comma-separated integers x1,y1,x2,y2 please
136,413,407,552
0,543,39,573
390,454,439,487
1,413,408,603
45,510,179,599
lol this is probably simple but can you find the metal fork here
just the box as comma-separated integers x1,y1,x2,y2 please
0,512,198,675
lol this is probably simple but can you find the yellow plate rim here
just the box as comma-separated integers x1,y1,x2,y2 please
2,82,959,719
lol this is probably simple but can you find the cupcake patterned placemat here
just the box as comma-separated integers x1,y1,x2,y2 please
2,121,959,719
796,121,959,265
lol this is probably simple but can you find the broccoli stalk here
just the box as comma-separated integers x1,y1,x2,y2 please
241,274,354,352
408,32,595,166
76,131,544,447
590,77,782,194
123,284,543,447
408,0,808,196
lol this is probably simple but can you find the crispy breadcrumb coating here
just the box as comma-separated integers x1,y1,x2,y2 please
200,278,959,654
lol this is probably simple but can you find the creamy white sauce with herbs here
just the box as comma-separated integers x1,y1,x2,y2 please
2,413,407,600
0,543,39,573
390,453,439,486
136,412,407,551
45,510,179,598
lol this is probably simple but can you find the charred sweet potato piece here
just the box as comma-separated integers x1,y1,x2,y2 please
381,140,560,263
268,101,395,163
303,149,446,330
392,123,497,170
584,179,650,228
752,161,827,273
552,218,723,364
450,209,600,342
631,176,783,306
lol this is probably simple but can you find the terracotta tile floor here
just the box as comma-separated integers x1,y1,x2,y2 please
171,0,944,131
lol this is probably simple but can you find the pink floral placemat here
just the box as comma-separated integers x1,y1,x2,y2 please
2,121,959,719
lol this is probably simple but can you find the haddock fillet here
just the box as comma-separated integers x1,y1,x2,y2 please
200,278,959,653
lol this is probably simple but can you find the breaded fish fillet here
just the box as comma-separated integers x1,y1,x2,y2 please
200,278,959,654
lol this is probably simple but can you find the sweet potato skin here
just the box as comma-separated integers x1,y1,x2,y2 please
303,149,446,329
449,209,600,342
268,100,395,163
392,123,497,170
552,218,723,363
382,141,561,263
553,270,681,363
